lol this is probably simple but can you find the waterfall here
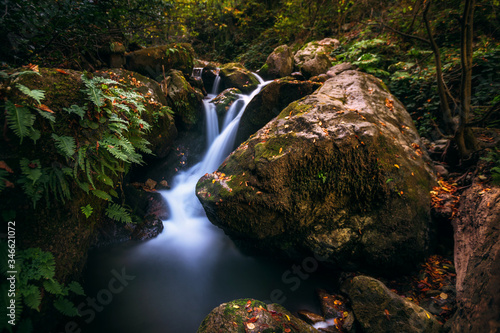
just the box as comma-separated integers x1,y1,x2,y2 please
160,74,270,241
191,67,203,79
211,73,221,95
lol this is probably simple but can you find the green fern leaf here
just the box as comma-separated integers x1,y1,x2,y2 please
92,189,112,201
68,281,85,296
16,84,45,105
53,298,79,317
5,101,36,143
81,204,93,218
63,104,86,119
105,203,133,223
20,158,42,184
22,286,42,311
43,279,64,295
29,129,41,144
34,107,56,122
51,134,76,158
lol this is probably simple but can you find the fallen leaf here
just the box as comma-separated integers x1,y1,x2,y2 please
37,104,54,113
55,68,70,75
0,161,14,173
246,323,255,329
440,293,448,299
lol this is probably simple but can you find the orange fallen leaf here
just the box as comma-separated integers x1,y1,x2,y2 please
37,104,54,113
55,68,70,75
0,161,14,173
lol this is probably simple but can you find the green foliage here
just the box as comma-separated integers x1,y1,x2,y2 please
5,101,36,144
81,204,93,218
105,203,133,224
0,246,83,326
15,84,45,106
481,148,500,184
52,134,76,158
63,105,87,119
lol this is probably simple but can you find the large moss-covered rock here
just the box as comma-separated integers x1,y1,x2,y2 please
196,70,435,272
259,44,294,80
294,38,339,78
197,299,318,333
449,179,500,332
211,87,242,116
165,69,204,130
219,62,260,94
235,78,322,147
125,43,195,79
342,276,441,333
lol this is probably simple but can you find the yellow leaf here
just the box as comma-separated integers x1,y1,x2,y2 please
285,314,290,321
394,164,400,169
279,147,283,154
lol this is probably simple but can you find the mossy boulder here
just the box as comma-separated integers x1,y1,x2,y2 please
294,38,340,78
219,62,260,94
125,43,195,79
196,70,435,273
211,87,242,117
197,299,318,333
165,69,204,130
259,44,294,80
342,276,441,333
235,78,322,147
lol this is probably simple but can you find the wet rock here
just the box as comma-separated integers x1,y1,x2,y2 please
326,63,355,77
297,310,325,325
309,74,329,83
196,70,435,272
259,44,294,80
342,276,441,333
219,62,260,93
291,72,306,80
316,289,356,332
145,178,157,190
125,43,195,79
158,180,170,189
211,87,242,117
197,299,318,333
449,180,500,332
165,69,204,130
235,78,322,146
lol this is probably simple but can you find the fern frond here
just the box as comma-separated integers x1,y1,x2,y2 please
19,158,42,184
92,189,111,201
68,281,85,296
81,204,93,218
63,105,86,119
51,134,76,158
34,107,56,122
5,101,36,143
16,84,45,105
43,279,65,295
53,298,79,317
22,286,42,311
105,203,133,223
28,129,41,144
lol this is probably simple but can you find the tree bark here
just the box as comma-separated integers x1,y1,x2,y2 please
455,0,478,158
423,0,456,135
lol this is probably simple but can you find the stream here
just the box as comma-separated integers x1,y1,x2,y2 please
81,73,332,333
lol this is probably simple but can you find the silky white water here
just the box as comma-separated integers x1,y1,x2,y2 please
82,74,329,333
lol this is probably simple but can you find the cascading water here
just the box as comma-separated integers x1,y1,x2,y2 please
82,73,330,333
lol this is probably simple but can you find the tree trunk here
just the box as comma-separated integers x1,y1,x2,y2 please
423,0,456,135
455,0,478,158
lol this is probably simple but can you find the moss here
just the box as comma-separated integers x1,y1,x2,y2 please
278,100,314,119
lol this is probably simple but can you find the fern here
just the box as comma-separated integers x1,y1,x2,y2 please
53,298,79,317
63,104,86,119
16,84,45,105
34,107,56,122
43,279,64,295
5,101,36,143
52,134,76,158
19,158,42,184
68,281,85,296
105,203,133,223
81,204,93,218
92,189,112,201
22,286,42,311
